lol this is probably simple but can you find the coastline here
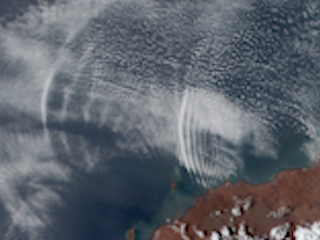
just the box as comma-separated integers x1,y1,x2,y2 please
147,159,320,240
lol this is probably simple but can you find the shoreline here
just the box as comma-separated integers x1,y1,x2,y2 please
147,159,320,240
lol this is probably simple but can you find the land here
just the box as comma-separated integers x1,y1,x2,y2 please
126,228,136,240
149,159,320,240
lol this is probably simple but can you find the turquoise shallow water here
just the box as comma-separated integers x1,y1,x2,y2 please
133,165,206,240
235,128,313,185
1,0,320,240
131,166,206,240
132,127,314,240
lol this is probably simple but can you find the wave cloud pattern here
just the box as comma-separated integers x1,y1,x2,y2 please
0,0,320,239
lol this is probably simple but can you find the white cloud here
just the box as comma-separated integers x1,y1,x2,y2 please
177,87,276,187
270,223,289,240
295,222,320,240
0,132,70,240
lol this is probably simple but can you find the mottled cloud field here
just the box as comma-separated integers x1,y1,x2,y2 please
0,0,320,239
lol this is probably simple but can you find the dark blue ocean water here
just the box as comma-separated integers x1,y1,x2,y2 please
0,0,55,24
44,117,205,240
0,0,320,240
132,130,312,240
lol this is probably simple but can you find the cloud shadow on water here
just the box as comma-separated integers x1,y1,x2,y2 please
47,119,176,240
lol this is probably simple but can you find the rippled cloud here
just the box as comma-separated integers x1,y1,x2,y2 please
0,0,320,239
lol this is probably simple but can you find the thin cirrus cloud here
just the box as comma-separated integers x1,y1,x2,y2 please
0,0,320,239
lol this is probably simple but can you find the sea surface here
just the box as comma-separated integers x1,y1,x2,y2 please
0,0,320,240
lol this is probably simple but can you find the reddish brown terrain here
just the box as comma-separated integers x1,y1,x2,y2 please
149,159,320,240
126,228,136,240
171,180,178,190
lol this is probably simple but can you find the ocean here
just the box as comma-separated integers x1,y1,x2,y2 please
0,0,320,240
